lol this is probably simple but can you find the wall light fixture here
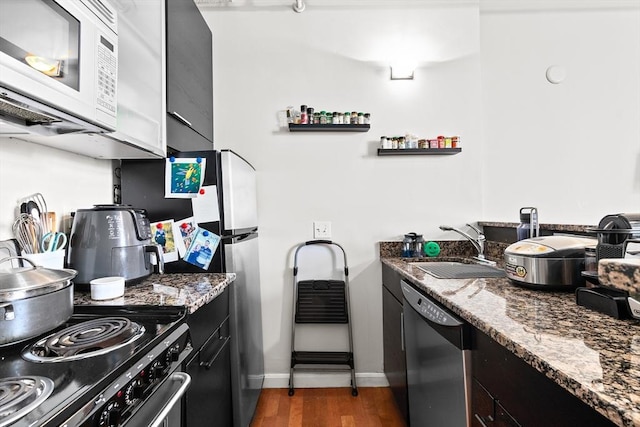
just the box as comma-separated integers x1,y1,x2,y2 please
390,65,414,80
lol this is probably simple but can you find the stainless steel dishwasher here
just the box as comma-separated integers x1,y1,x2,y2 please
401,280,472,427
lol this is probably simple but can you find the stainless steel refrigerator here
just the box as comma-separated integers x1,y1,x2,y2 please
120,149,264,427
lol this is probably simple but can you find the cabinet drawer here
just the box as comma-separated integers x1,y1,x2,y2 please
472,379,495,427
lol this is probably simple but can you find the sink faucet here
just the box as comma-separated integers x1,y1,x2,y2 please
439,223,495,265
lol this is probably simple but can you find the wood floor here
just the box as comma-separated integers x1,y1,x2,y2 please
249,387,407,427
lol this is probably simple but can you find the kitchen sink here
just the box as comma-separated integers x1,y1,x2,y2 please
411,261,506,279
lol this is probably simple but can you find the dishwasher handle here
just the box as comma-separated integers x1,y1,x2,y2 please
148,372,192,427
400,312,405,352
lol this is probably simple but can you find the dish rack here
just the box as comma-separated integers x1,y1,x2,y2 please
587,213,640,261
288,240,357,397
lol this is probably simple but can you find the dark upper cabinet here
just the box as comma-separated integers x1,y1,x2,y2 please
166,0,214,152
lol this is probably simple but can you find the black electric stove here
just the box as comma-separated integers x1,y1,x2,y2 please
0,305,191,427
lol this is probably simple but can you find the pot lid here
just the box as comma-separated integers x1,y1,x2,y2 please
504,236,597,258
0,257,77,301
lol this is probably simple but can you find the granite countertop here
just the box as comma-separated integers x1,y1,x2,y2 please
74,273,236,314
381,256,640,427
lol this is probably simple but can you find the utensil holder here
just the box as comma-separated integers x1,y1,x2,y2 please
22,250,65,269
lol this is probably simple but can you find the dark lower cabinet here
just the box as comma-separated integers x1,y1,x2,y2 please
382,264,409,424
472,329,616,427
185,319,232,427
185,288,232,426
472,379,520,427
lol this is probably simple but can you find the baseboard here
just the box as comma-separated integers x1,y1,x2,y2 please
263,372,389,389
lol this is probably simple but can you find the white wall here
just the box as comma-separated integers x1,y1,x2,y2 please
0,138,114,238
203,2,483,385
480,2,640,224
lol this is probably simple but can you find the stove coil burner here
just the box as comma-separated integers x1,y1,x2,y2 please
0,376,54,427
23,317,145,362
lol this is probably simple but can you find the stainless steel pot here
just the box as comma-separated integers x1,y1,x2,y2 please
504,236,597,288
0,257,77,346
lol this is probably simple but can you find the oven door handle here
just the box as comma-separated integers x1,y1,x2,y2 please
148,372,192,427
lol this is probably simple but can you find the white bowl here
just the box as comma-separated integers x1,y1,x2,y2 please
90,276,125,300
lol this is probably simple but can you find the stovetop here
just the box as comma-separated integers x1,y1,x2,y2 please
0,305,188,427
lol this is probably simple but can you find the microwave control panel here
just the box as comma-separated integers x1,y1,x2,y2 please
96,34,117,116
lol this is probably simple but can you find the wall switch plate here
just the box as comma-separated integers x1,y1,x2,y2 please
313,221,332,239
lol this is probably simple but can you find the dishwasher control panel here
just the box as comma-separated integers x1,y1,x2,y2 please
401,280,463,327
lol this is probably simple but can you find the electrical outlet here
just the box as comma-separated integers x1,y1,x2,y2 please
313,221,332,239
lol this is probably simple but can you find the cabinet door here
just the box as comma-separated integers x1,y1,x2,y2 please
471,379,495,427
495,402,521,427
185,319,232,427
382,285,409,423
166,0,213,150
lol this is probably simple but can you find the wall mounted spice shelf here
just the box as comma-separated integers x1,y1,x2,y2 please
377,148,462,156
288,124,370,132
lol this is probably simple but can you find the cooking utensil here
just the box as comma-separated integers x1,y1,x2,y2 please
41,232,67,252
12,213,43,254
42,211,57,233
0,256,77,346
18,193,47,214
18,193,50,234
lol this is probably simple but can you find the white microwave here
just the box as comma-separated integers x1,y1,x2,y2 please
0,0,118,135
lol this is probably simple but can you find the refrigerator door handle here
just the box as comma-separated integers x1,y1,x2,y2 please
222,228,258,242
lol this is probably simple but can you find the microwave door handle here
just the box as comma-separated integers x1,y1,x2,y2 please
148,372,192,427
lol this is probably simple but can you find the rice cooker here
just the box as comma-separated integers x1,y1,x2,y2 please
504,235,597,288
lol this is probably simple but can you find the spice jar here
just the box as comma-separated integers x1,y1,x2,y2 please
300,105,308,124
364,113,371,124
344,112,351,124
